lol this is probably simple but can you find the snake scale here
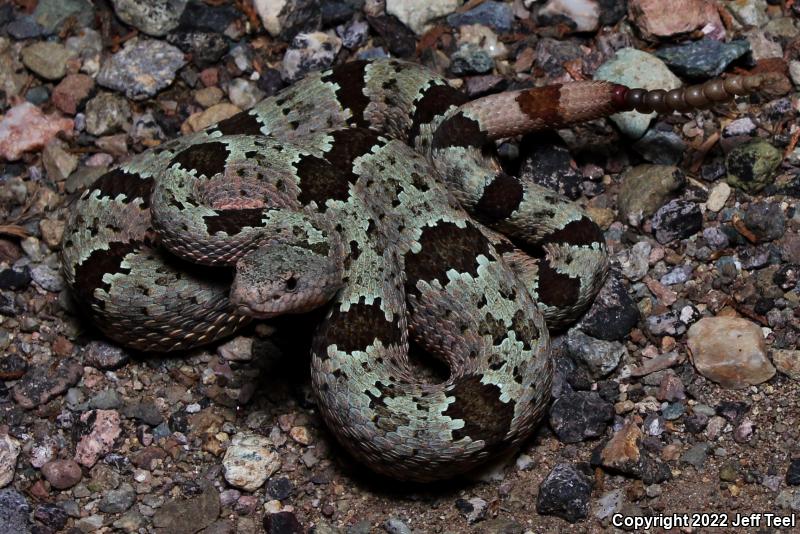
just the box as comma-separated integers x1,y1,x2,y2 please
60,58,775,481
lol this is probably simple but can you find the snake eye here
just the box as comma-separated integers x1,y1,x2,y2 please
285,276,298,292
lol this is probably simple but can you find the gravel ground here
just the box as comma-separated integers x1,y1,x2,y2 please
0,0,799,533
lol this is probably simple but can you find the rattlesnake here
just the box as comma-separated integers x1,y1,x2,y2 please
61,59,774,481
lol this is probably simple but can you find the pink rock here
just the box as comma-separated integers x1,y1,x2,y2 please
52,74,95,115
41,459,82,490
628,0,722,40
0,102,74,161
74,409,122,468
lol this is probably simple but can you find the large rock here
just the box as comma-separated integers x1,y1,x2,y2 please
687,317,776,388
617,164,685,226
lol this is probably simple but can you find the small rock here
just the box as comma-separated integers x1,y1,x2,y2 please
34,503,69,531
386,0,460,34
538,0,600,32
0,268,32,291
705,182,731,212
787,460,800,486
681,443,711,469
656,372,685,402
110,0,187,36
21,41,75,81
255,0,321,40
227,78,265,110
383,518,412,534
724,117,758,137
726,0,769,27
42,142,78,181
655,38,750,78
743,202,785,242
651,199,702,244
153,481,220,534
194,86,224,108
263,511,303,534
726,139,783,193
122,400,164,426
628,0,719,40
600,422,642,474
364,15,416,58
536,463,593,523
74,410,122,468
184,103,241,132
593,488,623,520
566,328,626,378
33,0,93,33
455,497,488,524
772,349,800,380
29,264,64,292
687,317,775,389
83,341,129,370
0,489,31,534
450,45,494,75
0,433,21,487
281,32,342,82
447,1,514,32
618,165,685,226
0,102,73,161
11,358,82,409
595,48,681,138
633,128,687,166
550,391,614,443
223,432,280,492
99,483,136,513
167,31,229,69
578,275,640,340
266,477,293,501
41,459,82,490
85,93,131,136
97,38,186,100
6,15,43,40
776,489,800,512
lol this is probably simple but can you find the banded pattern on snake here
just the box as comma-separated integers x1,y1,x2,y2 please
61,59,775,481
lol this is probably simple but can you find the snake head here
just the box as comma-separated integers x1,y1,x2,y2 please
230,242,344,318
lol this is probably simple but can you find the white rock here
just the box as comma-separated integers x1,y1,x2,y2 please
772,349,800,380
0,433,21,487
254,0,287,36
386,0,461,34
705,182,731,212
539,0,600,33
223,432,280,492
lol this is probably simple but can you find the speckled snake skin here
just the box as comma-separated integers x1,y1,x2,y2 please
61,59,774,481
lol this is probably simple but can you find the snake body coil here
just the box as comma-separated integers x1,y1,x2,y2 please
61,59,770,481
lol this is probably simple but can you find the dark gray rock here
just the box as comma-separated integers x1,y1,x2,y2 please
651,199,702,244
167,32,229,68
787,459,800,486
0,489,31,534
578,275,640,341
550,391,614,443
446,1,513,32
450,45,494,75
566,328,626,378
655,39,750,78
97,39,186,100
519,139,583,200
99,483,136,513
536,463,593,523
743,202,786,242
633,127,686,165
177,0,243,33
6,15,43,40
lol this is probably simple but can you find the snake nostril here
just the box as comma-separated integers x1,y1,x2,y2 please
285,276,298,291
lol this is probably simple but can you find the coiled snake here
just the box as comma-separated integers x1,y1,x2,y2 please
61,59,775,481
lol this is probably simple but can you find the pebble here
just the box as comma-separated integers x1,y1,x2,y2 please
194,86,224,108
11,357,82,409
450,45,494,75
705,182,731,212
0,102,74,161
337,19,369,50
383,518,412,534
363,17,416,58
593,488,623,520
787,460,800,486
633,128,686,166
455,497,488,524
772,349,800,380
0,433,21,487
654,38,750,78
726,139,783,193
743,202,785,242
617,165,685,226
184,103,241,132
549,391,614,443
538,0,600,33
536,463,593,523
6,15,43,40
386,0,460,34
41,459,82,489
21,41,75,81
227,78,265,110
97,38,186,100
660,264,692,285
255,0,321,39
790,60,800,87
0,489,31,534
34,503,69,531
628,0,718,40
99,482,136,513
223,432,281,491
682,443,711,469
83,341,129,370
74,409,122,467
263,511,303,534
29,264,64,292
446,1,514,32
84,93,131,136
726,0,769,27
599,422,643,474
651,199,702,244
122,400,164,426
0,268,32,291
776,489,800,512
594,48,681,138
168,31,229,68
657,372,685,402
577,275,640,340
153,482,220,534
724,117,758,137
266,477,293,501
32,0,93,33
566,328,626,378
110,0,187,36
281,32,342,82
178,0,242,33
42,141,78,181
687,317,775,388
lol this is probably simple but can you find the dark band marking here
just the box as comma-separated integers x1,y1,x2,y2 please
203,208,265,235
366,383,411,432
444,375,514,444
408,84,470,142
475,173,524,222
319,299,404,355
321,60,370,127
405,222,493,293
212,111,265,136
477,313,508,346
91,169,154,209
516,85,562,127
536,260,581,308
542,217,605,248
510,309,538,351
170,141,230,178
431,112,489,150
73,240,137,300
